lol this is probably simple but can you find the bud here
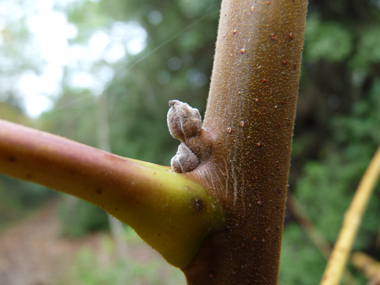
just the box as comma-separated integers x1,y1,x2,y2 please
170,143,199,173
167,100,202,141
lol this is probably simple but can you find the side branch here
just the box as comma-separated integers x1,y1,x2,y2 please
0,119,224,268
321,146,380,285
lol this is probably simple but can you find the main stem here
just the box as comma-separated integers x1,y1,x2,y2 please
183,0,308,283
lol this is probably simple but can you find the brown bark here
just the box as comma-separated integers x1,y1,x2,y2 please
183,0,308,283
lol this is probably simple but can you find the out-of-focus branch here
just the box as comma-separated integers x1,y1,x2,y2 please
288,194,358,285
321,146,380,285
287,194,332,259
351,252,380,285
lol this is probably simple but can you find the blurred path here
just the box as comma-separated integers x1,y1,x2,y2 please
0,201,98,285
0,201,185,285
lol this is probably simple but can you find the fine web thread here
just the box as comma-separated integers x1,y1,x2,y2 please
52,0,219,116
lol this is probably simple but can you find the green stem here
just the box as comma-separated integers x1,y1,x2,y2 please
0,119,223,268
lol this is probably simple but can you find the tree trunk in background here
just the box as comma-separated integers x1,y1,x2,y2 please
183,0,308,283
97,93,129,260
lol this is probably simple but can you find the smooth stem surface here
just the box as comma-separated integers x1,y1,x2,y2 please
0,119,224,268
183,0,308,284
320,146,380,285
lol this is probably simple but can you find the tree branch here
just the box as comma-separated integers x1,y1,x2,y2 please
0,119,223,268
321,146,380,285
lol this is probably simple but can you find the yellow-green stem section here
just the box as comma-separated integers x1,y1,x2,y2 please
0,119,224,268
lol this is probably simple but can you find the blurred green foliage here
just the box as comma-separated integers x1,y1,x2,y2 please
58,198,109,237
68,228,185,285
281,0,380,283
304,15,353,62
280,224,327,285
0,174,52,230
1,0,380,283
